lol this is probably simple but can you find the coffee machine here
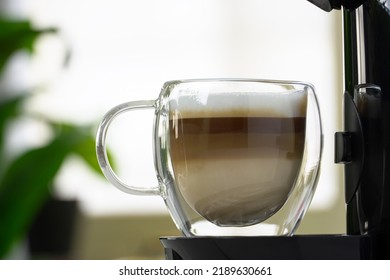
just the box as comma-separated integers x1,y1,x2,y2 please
161,0,390,259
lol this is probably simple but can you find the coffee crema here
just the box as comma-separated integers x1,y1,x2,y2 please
168,92,307,226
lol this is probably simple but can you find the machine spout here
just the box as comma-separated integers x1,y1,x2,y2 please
307,0,366,11
307,0,340,11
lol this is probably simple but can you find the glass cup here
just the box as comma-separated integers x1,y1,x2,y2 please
96,79,322,236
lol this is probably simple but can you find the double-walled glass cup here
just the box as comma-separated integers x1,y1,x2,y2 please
96,79,322,236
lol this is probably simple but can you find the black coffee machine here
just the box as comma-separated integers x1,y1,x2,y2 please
161,0,390,259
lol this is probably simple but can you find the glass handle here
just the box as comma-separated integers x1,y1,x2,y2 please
96,100,160,196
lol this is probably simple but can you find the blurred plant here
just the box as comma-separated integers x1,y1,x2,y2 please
0,17,104,258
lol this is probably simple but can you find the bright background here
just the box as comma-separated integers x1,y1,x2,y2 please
2,0,345,258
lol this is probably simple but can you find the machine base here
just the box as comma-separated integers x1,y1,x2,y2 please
160,235,376,259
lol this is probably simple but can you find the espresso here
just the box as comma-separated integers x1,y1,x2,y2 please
169,113,306,226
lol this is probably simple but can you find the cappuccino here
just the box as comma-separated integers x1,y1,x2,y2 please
169,92,307,226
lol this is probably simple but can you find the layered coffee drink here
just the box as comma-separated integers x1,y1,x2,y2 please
169,91,307,226
97,79,320,236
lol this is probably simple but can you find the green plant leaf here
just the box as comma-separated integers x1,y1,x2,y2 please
74,134,116,175
0,95,26,161
74,136,103,175
0,122,104,258
0,138,69,258
50,123,114,176
0,18,56,74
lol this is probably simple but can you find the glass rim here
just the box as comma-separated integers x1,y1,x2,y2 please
162,78,315,91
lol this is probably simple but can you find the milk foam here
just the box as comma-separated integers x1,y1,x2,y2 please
169,90,307,118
